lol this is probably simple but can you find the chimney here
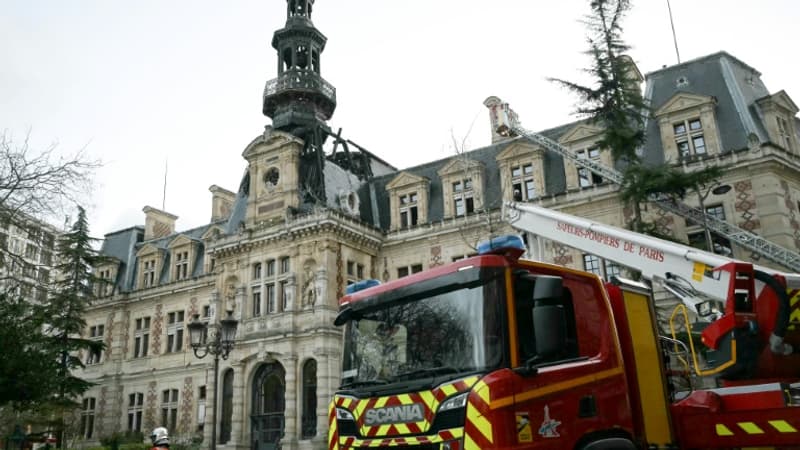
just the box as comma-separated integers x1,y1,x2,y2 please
209,185,236,222
143,206,178,240
618,55,644,94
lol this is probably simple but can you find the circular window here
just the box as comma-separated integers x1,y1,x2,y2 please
263,167,280,187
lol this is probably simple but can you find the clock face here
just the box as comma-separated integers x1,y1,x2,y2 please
264,167,280,188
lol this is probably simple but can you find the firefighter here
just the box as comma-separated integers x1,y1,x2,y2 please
149,427,170,450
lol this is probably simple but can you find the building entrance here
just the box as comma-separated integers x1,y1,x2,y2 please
250,362,285,450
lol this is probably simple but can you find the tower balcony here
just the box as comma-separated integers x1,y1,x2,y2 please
263,69,337,122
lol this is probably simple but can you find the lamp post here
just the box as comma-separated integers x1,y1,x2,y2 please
188,310,238,450
697,183,732,253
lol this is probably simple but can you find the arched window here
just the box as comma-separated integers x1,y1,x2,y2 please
301,359,317,438
251,363,285,449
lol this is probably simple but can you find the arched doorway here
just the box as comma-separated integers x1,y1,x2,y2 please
251,362,285,450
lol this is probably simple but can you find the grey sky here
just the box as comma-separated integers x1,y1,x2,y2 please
2,1,799,237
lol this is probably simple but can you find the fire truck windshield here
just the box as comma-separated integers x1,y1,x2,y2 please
340,267,505,389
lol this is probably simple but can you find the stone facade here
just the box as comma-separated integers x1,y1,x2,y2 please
76,11,800,450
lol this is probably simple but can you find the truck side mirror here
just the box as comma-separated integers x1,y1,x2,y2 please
534,304,567,359
533,275,563,301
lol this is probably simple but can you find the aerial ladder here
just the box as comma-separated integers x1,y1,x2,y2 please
504,200,800,380
484,97,800,273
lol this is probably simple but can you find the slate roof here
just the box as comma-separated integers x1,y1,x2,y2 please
100,51,791,293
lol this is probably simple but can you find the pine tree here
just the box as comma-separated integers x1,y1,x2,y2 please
45,206,104,447
550,0,724,235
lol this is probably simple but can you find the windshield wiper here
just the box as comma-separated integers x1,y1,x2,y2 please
393,366,459,381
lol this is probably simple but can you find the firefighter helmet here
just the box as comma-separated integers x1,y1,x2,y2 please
150,427,169,446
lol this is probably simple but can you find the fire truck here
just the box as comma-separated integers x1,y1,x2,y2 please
327,203,800,449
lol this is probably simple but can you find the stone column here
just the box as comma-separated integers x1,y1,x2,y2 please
283,354,299,450
229,361,246,448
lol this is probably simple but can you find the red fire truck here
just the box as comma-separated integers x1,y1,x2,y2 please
327,204,800,449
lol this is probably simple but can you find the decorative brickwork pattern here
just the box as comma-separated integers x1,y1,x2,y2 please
179,376,194,435
122,310,131,358
189,296,198,317
97,386,108,438
145,381,158,432
152,304,163,355
552,243,573,266
105,312,115,357
115,390,124,434
780,180,800,249
336,243,344,299
429,245,443,267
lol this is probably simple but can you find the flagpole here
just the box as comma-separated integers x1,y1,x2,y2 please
666,0,681,63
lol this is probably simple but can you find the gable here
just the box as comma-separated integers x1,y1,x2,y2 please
136,243,162,258
437,158,485,177
385,171,429,190
201,225,225,241
242,128,303,159
767,90,799,114
654,92,716,117
558,123,604,144
495,140,543,161
167,234,194,249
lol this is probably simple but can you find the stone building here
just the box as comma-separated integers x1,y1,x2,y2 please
77,1,800,450
0,212,59,302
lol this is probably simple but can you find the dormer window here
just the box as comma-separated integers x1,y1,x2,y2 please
511,164,536,201
674,118,707,158
399,192,419,228
452,179,475,216
174,251,189,281
576,147,603,187
143,260,156,288
777,116,794,152
86,325,104,365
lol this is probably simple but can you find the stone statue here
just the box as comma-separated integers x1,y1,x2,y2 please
302,266,316,308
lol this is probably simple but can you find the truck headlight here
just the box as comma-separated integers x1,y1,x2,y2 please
336,407,355,421
438,392,468,412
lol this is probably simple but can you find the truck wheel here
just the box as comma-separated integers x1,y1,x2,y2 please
579,437,637,450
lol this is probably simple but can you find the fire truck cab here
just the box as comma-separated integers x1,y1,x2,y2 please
328,234,800,449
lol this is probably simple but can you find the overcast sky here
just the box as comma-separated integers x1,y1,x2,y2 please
3,1,799,238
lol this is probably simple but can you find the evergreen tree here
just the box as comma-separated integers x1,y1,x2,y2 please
45,206,104,447
0,291,60,407
550,0,724,235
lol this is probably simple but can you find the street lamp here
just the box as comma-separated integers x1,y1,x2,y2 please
697,183,732,253
188,310,238,450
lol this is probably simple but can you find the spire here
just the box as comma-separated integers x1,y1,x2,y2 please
262,0,337,205
263,0,336,131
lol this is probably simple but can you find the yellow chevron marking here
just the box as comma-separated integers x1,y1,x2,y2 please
462,375,480,386
354,399,368,416
397,394,412,404
463,433,479,450
377,424,391,436
419,390,437,410
467,404,493,443
394,423,411,435
770,420,798,433
716,424,734,436
374,396,389,408
441,384,458,397
473,380,490,406
738,422,764,434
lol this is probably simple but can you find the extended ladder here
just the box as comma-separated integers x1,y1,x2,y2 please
486,98,800,272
